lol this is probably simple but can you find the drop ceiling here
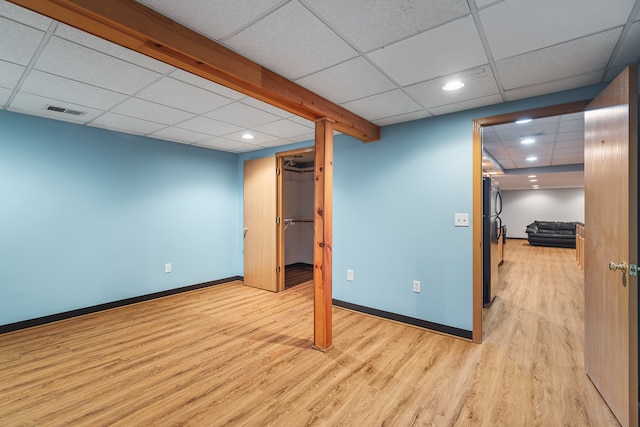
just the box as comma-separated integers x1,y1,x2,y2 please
483,112,587,190
0,0,638,168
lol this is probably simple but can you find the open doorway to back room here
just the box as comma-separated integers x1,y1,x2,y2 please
482,112,586,240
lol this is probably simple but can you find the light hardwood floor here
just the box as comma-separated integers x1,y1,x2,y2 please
0,240,620,426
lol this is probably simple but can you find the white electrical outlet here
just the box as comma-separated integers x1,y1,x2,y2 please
347,269,354,282
413,280,421,293
165,263,172,273
454,213,469,227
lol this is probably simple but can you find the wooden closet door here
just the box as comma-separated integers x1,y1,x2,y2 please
244,157,277,292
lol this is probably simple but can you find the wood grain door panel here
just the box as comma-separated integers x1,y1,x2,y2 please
244,157,277,292
584,65,638,427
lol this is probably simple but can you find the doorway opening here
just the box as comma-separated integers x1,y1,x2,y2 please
276,148,315,291
472,100,590,343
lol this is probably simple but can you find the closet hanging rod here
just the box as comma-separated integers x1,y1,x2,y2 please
284,218,314,230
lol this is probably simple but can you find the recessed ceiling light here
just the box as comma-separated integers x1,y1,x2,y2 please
528,175,537,178
442,80,464,91
521,138,535,144
526,156,538,162
532,185,540,189
516,118,532,124
241,133,254,140
530,179,538,182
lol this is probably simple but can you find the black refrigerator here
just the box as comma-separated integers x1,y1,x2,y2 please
483,177,502,307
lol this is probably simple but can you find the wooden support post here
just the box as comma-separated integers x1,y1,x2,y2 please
313,118,334,351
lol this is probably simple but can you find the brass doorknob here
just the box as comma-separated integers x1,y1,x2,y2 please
609,261,627,273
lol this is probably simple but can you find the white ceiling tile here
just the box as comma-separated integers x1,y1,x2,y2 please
196,136,247,151
254,119,313,139
0,16,45,66
553,146,583,155
136,0,285,40
429,94,503,116
238,97,293,118
0,1,52,30
288,115,314,127
474,0,505,10
496,123,557,140
405,66,499,110
53,24,175,74
169,69,245,100
110,97,195,125
257,139,297,148
35,37,161,94
0,60,25,89
0,87,12,106
226,143,261,153
90,113,167,135
497,30,619,90
481,0,634,60
296,57,396,104
21,70,128,110
224,130,279,145
341,89,422,121
206,102,281,127
368,16,487,86
558,118,584,133
136,77,233,114
303,0,470,52
611,21,640,67
556,130,584,142
488,148,508,156
287,132,315,143
175,116,243,137
196,137,260,153
372,110,432,127
8,92,103,123
504,71,604,101
496,171,584,190
148,126,210,144
225,1,357,79
506,135,556,147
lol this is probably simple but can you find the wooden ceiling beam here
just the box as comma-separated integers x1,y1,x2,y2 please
9,0,380,142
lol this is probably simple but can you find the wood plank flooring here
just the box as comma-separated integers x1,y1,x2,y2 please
285,264,313,289
0,240,620,426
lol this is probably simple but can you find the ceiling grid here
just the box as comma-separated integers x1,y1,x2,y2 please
0,0,638,188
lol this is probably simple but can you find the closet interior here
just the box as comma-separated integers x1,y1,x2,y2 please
283,153,314,289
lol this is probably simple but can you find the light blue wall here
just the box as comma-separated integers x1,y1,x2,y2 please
239,84,606,333
1,83,607,331
333,118,474,330
0,110,240,326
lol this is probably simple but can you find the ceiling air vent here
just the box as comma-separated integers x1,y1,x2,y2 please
46,105,85,116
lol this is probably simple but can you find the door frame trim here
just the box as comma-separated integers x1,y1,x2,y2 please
472,100,591,343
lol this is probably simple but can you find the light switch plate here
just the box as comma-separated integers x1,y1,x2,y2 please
454,213,469,227
347,269,354,282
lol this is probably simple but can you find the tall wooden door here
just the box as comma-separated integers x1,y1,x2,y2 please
584,65,638,427
244,157,278,292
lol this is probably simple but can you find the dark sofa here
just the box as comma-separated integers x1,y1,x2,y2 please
525,221,578,248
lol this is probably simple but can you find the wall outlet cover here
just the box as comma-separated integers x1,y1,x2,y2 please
454,213,469,227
